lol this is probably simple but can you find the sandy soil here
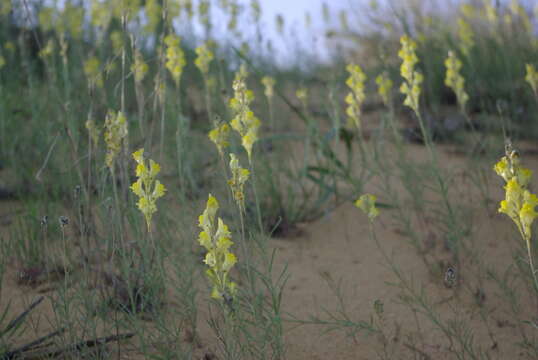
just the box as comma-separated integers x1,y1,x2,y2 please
1,136,538,359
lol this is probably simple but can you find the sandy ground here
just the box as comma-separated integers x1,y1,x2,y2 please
1,136,538,359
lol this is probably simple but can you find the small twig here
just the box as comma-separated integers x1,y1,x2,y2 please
1,296,44,337
1,327,65,360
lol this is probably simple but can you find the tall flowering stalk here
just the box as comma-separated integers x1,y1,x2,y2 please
398,35,423,116
104,110,128,171
198,194,238,302
494,144,538,284
229,65,261,163
525,64,538,99
345,63,367,130
130,148,167,232
375,72,393,108
261,76,276,128
195,42,215,120
228,154,250,214
164,34,186,87
444,51,469,114
355,194,379,222
209,121,231,157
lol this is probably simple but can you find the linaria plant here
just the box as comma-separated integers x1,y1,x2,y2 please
104,110,128,172
195,42,215,120
494,143,538,286
345,63,367,131
130,148,167,233
444,51,469,114
398,35,423,116
229,65,261,163
525,64,538,99
197,194,237,303
375,72,393,108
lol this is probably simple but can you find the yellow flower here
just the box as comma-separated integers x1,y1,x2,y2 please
130,148,166,231
131,49,148,83
355,194,379,221
104,110,128,170
84,56,103,89
164,34,186,85
229,65,261,162
375,72,393,107
197,194,237,302
0,55,4,70
457,18,474,57
261,76,275,99
398,35,422,115
144,0,162,34
195,42,214,76
296,87,308,104
228,153,250,210
345,63,367,129
525,64,538,96
208,121,230,155
444,51,469,112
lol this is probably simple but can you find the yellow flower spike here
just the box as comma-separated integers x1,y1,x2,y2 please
398,35,422,115
345,63,367,129
375,72,393,107
104,111,128,171
444,51,469,113
83,56,103,89
355,194,379,221
228,153,250,210
195,42,214,76
197,194,238,303
164,34,186,86
209,122,231,155
132,49,149,83
296,87,308,104
0,55,5,70
229,65,261,162
85,117,100,148
261,76,276,99
457,18,474,57
525,64,538,96
130,148,166,231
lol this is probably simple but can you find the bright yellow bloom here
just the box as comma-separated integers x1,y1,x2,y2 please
198,194,237,302
525,64,538,96
444,51,469,113
38,39,55,60
296,87,308,104
83,56,103,89
355,194,379,221
375,72,393,107
261,76,276,99
130,148,166,231
229,65,261,162
132,49,148,83
164,34,186,85
85,117,100,147
195,42,214,76
398,35,422,115
104,110,128,170
208,121,231,155
495,145,538,256
457,18,474,57
345,63,366,129
228,153,250,211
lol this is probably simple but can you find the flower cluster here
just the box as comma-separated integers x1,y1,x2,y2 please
345,63,367,129
131,49,148,83
494,146,538,243
195,42,214,76
198,194,237,301
208,121,231,156
83,56,103,89
130,148,166,231
228,154,250,211
355,194,379,221
398,35,423,115
296,87,308,105
525,64,538,96
375,72,393,107
261,76,275,100
164,34,186,86
0,55,4,70
229,65,261,162
444,51,469,112
457,18,474,57
104,110,128,170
